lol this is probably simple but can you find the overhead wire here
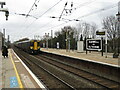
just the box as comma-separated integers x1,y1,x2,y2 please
76,4,117,20
73,0,96,10
11,0,40,38
20,1,118,39
21,0,83,37
59,0,96,18
50,0,97,22
22,0,63,31
21,0,63,38
27,0,96,36
38,0,62,18
18,0,40,37
35,3,118,36
28,21,66,38
26,0,40,18
27,19,54,36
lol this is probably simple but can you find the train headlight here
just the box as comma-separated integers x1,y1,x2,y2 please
30,46,33,49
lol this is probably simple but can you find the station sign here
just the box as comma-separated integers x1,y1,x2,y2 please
86,39,102,51
96,31,105,35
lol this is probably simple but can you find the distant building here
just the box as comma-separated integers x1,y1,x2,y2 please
0,32,3,49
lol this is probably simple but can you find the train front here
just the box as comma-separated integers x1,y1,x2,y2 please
30,40,40,54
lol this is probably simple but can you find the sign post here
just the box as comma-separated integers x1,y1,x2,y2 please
101,37,103,56
105,29,107,58
96,30,107,57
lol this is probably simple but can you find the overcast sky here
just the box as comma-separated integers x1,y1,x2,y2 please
0,0,119,42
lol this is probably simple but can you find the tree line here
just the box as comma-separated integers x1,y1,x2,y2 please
40,15,120,53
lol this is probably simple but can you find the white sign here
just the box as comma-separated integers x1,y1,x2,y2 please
57,42,59,49
86,39,102,51
77,41,83,52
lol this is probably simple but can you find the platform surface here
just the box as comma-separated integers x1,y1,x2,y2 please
1,50,20,88
1,49,45,89
41,48,119,67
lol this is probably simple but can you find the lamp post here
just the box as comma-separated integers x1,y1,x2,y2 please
65,29,68,52
51,30,53,48
3,28,5,46
65,28,71,52
116,1,120,56
116,16,120,56
45,33,49,49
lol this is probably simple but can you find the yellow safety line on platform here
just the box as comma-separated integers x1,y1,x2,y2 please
9,50,24,89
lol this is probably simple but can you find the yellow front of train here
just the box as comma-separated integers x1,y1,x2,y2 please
30,40,40,54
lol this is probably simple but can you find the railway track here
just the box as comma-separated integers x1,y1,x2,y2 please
36,54,120,89
13,47,120,89
13,47,76,89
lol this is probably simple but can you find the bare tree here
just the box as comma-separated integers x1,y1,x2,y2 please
76,21,83,40
102,16,119,52
82,22,90,38
76,21,98,39
90,23,98,39
54,30,61,37
102,16,118,39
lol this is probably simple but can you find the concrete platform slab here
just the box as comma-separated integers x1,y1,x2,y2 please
1,50,20,88
1,49,46,89
41,48,119,67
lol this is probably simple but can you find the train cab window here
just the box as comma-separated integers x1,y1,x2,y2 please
37,42,40,46
30,42,34,46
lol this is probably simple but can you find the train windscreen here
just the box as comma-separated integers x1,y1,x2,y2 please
30,42,34,46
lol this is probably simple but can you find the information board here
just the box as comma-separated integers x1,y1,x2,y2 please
86,39,102,51
96,31,105,35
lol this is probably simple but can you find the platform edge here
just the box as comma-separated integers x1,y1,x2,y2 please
12,49,47,90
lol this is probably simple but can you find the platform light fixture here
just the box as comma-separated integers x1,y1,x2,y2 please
0,1,9,21
5,10,9,20
0,1,6,8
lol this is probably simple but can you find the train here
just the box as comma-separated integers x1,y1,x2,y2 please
15,39,40,54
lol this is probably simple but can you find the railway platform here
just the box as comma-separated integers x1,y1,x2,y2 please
0,49,46,89
41,48,119,67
